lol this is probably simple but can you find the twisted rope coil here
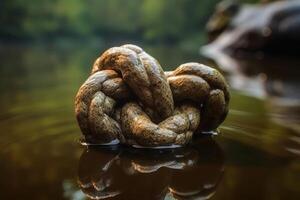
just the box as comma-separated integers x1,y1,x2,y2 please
75,44,230,147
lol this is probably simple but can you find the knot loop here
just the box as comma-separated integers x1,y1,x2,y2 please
75,44,230,147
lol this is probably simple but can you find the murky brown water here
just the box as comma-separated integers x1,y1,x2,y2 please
0,43,300,200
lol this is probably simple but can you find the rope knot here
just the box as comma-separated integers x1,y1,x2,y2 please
75,44,230,147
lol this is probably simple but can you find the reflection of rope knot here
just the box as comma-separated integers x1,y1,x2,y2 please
75,44,230,147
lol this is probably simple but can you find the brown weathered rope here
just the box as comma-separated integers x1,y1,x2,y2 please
75,44,230,147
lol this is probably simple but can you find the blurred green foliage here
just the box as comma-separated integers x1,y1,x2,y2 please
0,0,262,42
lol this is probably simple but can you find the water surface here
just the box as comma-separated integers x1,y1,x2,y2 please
0,43,299,200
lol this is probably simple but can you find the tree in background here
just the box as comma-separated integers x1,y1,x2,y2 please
0,0,264,42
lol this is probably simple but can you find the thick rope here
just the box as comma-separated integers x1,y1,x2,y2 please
75,44,230,147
